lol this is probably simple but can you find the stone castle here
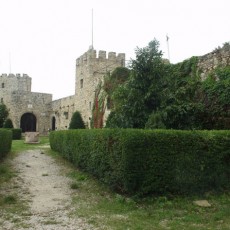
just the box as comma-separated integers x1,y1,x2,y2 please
0,49,125,134
0,45,229,134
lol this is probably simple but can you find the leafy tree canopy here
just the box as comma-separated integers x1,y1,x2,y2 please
106,39,169,128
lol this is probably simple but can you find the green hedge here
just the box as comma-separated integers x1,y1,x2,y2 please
49,129,230,196
2,128,22,140
0,129,12,159
11,129,22,140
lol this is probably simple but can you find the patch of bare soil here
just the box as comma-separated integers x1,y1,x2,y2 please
0,149,94,230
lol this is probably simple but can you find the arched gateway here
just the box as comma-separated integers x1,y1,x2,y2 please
20,113,37,132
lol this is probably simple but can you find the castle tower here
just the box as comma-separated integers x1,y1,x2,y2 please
75,49,125,127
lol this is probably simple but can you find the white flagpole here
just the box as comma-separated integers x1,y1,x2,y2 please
166,34,170,62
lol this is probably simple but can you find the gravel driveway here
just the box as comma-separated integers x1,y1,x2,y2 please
0,148,94,230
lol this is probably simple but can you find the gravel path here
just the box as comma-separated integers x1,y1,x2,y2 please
0,148,94,230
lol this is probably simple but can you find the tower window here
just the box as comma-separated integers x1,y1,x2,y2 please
80,79,83,88
2,83,4,88
1,98,3,103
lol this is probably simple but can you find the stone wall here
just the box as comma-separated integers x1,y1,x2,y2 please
8,91,52,134
51,95,76,130
197,44,230,80
75,49,125,127
0,73,52,134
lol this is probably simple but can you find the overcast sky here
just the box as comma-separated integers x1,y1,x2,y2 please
0,0,229,99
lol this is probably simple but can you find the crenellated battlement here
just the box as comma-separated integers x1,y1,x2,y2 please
0,73,30,78
0,73,31,92
76,49,125,66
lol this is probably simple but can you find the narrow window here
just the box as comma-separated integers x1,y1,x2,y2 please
1,98,3,103
89,101,92,110
2,83,4,88
80,79,83,88
64,112,68,119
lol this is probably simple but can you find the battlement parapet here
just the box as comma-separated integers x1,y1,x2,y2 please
76,49,125,66
1,73,30,78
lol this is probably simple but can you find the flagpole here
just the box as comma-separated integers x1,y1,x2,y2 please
92,8,94,50
166,34,170,62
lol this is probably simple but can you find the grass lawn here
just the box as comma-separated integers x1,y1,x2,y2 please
0,137,229,230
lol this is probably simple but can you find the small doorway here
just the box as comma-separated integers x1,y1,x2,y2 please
51,116,56,130
20,113,37,132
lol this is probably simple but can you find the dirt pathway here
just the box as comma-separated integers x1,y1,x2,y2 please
1,148,94,230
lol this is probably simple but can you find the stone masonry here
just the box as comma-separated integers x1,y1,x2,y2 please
0,45,229,133
0,49,125,133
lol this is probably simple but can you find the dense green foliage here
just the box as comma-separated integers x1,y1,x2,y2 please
11,129,22,140
200,67,230,129
3,119,13,128
106,40,230,130
69,111,85,129
50,129,230,196
106,39,167,128
0,129,12,159
2,128,22,140
0,104,9,128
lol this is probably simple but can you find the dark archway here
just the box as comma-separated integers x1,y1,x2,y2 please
52,116,56,130
20,113,37,132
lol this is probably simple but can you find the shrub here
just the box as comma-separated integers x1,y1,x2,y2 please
11,129,22,140
0,129,12,159
3,119,13,128
50,129,230,196
2,128,22,140
69,111,85,129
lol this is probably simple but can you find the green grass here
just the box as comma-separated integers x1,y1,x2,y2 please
11,136,50,153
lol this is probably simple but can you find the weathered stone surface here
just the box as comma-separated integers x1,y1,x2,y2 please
25,132,40,143
193,200,211,207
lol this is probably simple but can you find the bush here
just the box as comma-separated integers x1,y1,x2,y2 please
3,119,13,128
69,111,85,129
3,128,22,140
50,129,230,196
0,129,12,159
11,129,22,140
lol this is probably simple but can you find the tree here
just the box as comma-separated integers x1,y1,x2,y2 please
69,111,85,129
3,118,13,128
106,39,168,128
0,104,9,128
151,56,204,130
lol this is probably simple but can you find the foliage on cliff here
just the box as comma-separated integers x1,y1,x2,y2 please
106,39,230,130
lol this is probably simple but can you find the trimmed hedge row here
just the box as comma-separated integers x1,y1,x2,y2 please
1,128,22,140
0,129,12,159
11,128,22,140
49,129,230,196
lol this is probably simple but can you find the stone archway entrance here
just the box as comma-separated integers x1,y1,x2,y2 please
20,113,37,132
52,116,56,130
